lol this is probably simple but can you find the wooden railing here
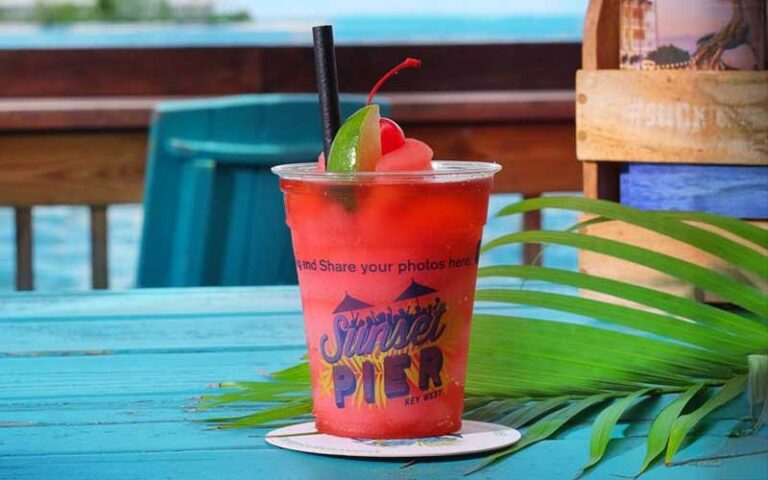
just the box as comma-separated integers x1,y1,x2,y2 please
12,205,108,290
0,43,581,290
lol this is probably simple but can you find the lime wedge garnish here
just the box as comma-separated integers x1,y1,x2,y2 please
327,105,381,172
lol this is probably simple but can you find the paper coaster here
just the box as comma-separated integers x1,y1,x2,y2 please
265,420,520,458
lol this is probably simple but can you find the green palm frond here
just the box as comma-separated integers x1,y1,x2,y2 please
638,383,706,473
495,197,767,281
197,196,768,476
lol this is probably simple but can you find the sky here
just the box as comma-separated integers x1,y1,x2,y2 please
214,0,589,17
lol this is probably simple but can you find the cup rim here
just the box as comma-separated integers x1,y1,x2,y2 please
272,161,502,182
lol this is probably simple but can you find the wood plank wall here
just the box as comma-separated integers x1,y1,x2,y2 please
0,43,580,96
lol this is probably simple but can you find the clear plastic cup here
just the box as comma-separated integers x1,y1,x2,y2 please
273,161,501,438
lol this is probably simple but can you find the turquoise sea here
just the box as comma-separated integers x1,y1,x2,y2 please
0,16,582,49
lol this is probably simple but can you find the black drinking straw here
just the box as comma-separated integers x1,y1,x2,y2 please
312,25,341,165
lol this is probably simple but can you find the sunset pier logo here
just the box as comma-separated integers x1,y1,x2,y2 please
317,280,453,409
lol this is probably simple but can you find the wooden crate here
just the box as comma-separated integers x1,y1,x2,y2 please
577,70,768,165
577,0,768,301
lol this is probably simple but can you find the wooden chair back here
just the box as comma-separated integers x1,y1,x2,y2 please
138,94,377,287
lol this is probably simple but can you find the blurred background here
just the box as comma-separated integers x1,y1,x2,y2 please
0,1,585,43
0,0,587,291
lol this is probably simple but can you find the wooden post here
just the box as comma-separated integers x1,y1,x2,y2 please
582,0,620,71
90,205,109,289
581,0,621,201
522,196,542,266
582,162,621,201
14,206,33,290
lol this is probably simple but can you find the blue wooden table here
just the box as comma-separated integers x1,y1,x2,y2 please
1,287,766,479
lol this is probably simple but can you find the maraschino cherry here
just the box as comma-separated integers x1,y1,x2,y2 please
379,118,405,154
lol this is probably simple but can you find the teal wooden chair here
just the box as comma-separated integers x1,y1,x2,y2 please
138,94,386,287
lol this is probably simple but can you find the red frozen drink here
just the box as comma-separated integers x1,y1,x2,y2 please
273,58,500,438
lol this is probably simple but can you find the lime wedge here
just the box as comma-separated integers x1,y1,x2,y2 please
327,105,381,172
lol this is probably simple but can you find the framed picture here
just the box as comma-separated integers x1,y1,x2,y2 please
620,0,766,70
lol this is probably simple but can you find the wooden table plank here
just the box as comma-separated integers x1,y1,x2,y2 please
1,385,756,432
0,440,764,480
1,415,761,459
0,312,305,353
1,430,764,480
0,350,303,399
0,286,302,318
0,287,763,480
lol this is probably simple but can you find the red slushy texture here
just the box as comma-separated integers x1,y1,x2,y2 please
280,174,494,438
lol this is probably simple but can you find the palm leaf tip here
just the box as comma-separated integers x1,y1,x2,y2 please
463,399,525,422
498,396,572,429
216,398,313,429
583,388,653,472
665,376,747,464
747,354,768,430
637,384,706,475
466,394,611,476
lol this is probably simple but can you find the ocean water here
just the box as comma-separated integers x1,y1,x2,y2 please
0,16,582,49
0,205,143,291
0,194,579,292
